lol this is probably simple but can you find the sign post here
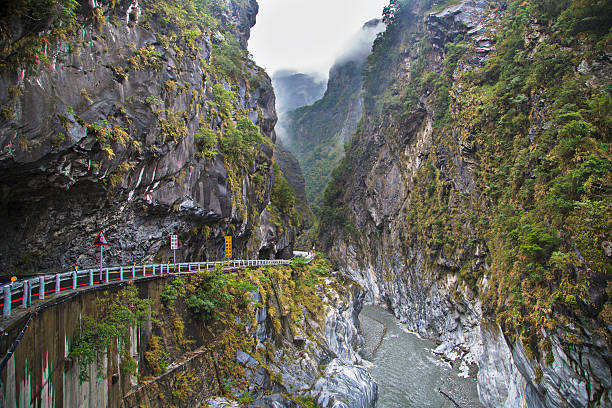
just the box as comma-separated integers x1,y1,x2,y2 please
94,230,109,281
170,235,178,267
224,236,232,259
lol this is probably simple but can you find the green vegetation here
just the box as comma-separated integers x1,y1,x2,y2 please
194,125,218,158
318,157,355,244
69,286,151,382
271,163,296,215
220,117,267,167
455,1,611,348
322,0,612,359
297,396,319,408
185,266,257,322
204,84,270,170
237,390,257,404
285,60,364,209
159,110,188,142
129,44,163,70
211,38,250,80
0,0,80,70
144,335,169,376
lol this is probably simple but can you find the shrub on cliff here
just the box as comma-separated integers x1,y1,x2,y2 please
70,286,151,382
271,163,296,215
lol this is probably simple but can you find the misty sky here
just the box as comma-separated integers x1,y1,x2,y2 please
249,0,389,77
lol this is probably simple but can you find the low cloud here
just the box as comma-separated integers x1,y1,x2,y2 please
332,19,386,68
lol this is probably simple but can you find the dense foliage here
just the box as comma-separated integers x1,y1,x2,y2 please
70,286,151,382
271,162,296,215
322,0,612,359
151,258,333,401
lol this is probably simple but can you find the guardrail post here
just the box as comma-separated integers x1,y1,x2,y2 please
55,274,60,294
89,269,94,286
72,271,77,290
3,286,11,317
120,267,124,281
39,277,45,300
153,265,156,276
132,264,135,279
22,281,28,308
105,268,109,283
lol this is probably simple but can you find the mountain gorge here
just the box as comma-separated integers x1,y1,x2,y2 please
0,1,375,407
271,71,326,115
279,20,385,209
319,0,611,406
0,0,611,407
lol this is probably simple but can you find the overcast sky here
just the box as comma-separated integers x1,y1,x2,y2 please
249,0,389,77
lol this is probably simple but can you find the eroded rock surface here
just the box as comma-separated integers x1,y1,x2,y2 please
0,0,296,274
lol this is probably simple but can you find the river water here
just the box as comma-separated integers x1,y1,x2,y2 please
359,305,484,408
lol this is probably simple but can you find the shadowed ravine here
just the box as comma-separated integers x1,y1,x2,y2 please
360,305,484,408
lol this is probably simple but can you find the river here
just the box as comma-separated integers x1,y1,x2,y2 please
359,305,484,408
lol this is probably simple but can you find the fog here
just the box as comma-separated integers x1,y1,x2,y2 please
249,0,389,77
332,19,386,68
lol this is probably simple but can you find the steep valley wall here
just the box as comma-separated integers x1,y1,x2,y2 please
0,261,377,408
0,0,298,276
319,1,611,407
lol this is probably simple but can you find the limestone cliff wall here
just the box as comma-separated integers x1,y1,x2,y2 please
0,0,296,276
319,0,611,407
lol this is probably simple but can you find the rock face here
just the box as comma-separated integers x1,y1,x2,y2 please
0,0,298,274
319,0,611,407
243,272,377,408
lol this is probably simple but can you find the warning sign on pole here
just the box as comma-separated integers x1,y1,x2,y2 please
224,236,232,259
93,230,109,245
93,230,109,278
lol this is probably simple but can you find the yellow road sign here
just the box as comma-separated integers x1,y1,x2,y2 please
224,236,232,259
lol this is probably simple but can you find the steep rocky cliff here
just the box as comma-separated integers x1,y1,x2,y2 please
0,259,376,408
319,0,611,407
0,0,298,275
282,20,384,209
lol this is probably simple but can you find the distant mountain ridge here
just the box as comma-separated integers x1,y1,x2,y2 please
279,19,385,210
271,70,326,114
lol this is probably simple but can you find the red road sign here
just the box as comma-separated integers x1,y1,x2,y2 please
94,230,109,245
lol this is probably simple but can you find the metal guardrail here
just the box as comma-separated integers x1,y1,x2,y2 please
0,259,295,318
